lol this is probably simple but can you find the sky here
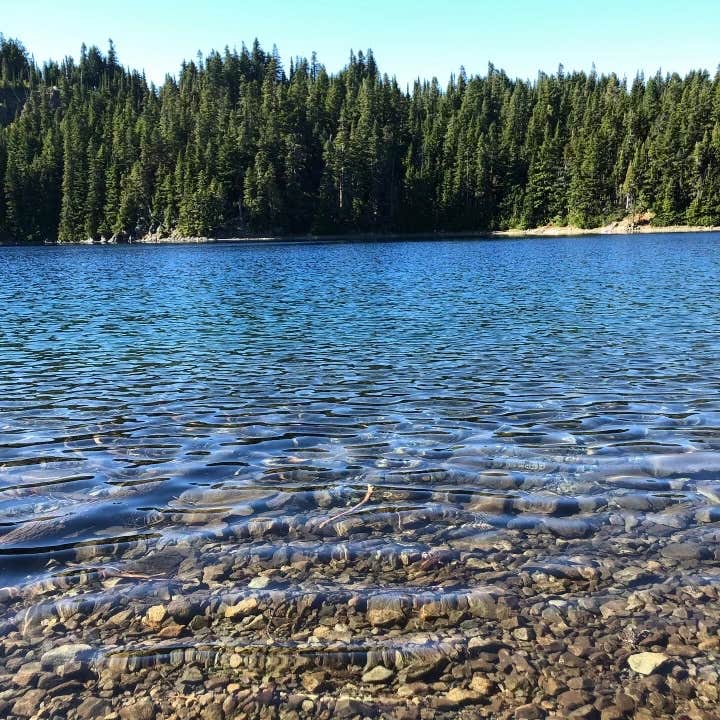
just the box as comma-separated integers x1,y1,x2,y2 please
3,0,720,88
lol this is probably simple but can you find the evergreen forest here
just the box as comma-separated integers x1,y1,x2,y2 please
2,35,720,243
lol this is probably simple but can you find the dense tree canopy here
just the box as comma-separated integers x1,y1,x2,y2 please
2,35,720,242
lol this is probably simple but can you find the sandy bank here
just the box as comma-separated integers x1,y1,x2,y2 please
493,219,720,237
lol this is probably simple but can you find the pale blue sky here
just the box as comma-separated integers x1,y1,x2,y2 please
3,0,720,87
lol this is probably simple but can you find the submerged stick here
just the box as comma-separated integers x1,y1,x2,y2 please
318,484,375,529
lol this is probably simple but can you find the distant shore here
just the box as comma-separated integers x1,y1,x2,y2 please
132,221,720,244
4,222,720,246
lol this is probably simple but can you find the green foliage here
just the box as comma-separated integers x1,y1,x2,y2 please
0,35,33,87
2,37,720,243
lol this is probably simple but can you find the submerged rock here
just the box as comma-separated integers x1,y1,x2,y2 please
145,604,167,624
11,689,47,718
366,595,408,626
627,652,670,675
660,542,705,561
40,643,92,669
362,665,394,683
225,597,259,618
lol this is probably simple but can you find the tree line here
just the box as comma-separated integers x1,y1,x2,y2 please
2,34,720,243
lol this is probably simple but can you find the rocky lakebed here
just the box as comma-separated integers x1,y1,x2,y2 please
2,455,720,720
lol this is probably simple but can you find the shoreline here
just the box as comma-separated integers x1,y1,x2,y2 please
132,221,720,243
80,221,720,244
493,220,720,237
4,222,720,246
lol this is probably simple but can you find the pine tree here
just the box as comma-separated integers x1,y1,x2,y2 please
0,127,7,240
58,112,88,242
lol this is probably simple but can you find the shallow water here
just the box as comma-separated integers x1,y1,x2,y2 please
1,235,720,713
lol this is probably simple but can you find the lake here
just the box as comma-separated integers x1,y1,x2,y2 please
1,235,719,718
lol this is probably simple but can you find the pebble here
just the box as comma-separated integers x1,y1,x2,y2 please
76,697,111,719
558,689,592,709
13,663,41,687
443,688,482,706
366,598,407,627
661,542,704,561
145,605,167,624
158,622,185,638
362,665,394,683
40,644,92,670
180,666,205,685
515,705,546,720
202,564,229,584
334,697,371,717
167,597,197,623
301,671,327,693
469,676,496,695
248,576,270,589
11,689,46,717
119,699,156,720
628,652,671,675
224,598,259,618
202,703,224,720
569,705,601,719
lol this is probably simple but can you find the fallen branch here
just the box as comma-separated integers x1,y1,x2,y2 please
318,484,375,529
102,565,165,580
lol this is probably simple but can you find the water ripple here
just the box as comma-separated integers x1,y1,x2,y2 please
1,236,720,711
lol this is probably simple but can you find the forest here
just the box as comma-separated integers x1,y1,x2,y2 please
1,34,720,243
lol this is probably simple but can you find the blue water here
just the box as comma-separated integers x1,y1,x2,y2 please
1,234,720,676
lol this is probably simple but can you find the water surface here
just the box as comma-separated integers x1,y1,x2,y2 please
1,235,719,710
